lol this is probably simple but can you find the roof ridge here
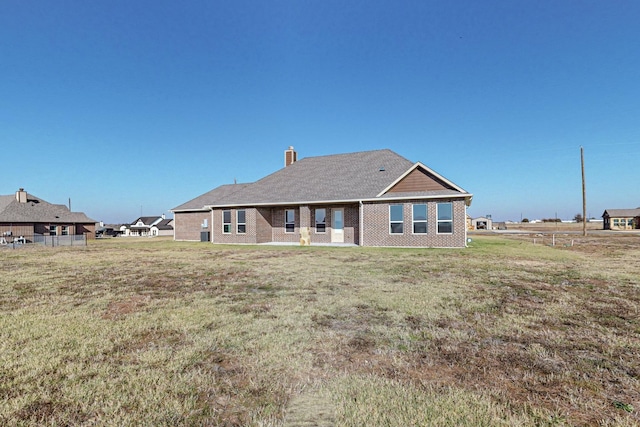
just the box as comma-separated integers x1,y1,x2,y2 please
297,148,395,161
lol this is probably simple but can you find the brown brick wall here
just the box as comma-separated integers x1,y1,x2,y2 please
175,200,466,247
362,199,467,247
256,208,272,243
271,208,300,243
0,224,34,238
0,223,95,240
212,208,261,244
174,211,211,241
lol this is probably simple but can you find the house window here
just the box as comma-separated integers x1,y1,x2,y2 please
61,226,69,236
237,210,246,234
389,205,403,234
50,225,57,236
223,210,231,234
285,209,295,233
437,203,453,234
315,208,326,233
412,204,427,234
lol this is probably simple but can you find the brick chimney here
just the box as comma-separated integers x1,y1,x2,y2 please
284,146,297,167
16,188,27,203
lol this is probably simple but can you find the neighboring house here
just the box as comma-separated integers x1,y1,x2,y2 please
0,188,96,241
602,209,640,230
172,148,473,248
471,216,493,230
121,215,174,237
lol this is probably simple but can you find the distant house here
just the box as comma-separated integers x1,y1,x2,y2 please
121,215,174,237
602,209,640,230
172,148,473,248
0,188,96,242
471,216,493,230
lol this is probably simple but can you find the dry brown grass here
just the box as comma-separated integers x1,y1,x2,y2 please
0,235,638,426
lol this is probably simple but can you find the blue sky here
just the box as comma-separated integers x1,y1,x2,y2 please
2,1,639,223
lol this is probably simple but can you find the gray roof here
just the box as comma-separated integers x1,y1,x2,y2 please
155,218,174,230
172,184,251,211
603,208,640,218
173,149,470,211
0,193,96,223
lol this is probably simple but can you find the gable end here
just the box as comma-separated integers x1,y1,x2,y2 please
387,167,457,193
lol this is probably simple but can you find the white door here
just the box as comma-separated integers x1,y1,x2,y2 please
331,208,344,243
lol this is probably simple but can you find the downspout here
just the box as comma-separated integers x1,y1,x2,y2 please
359,200,364,247
210,208,214,243
464,204,468,248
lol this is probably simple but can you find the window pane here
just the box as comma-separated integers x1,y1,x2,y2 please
413,204,427,221
390,205,403,222
390,222,403,234
237,224,246,233
413,222,427,234
333,210,343,230
223,210,231,223
437,203,452,221
286,210,295,223
223,224,231,233
237,210,245,224
438,222,452,234
316,208,326,233
285,209,295,232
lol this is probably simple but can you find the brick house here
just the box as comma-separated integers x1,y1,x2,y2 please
0,188,96,242
121,215,174,237
602,209,640,230
172,148,473,248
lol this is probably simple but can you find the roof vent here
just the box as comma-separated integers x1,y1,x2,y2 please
379,166,386,171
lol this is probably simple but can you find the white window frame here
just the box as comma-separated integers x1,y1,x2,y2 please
315,208,326,233
237,210,246,234
223,210,231,234
412,204,427,234
285,209,295,233
50,225,57,236
389,204,404,234
437,202,453,234
61,226,69,236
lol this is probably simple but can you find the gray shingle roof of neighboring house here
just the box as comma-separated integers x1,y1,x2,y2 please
173,149,470,210
603,208,640,217
0,193,96,223
155,219,174,230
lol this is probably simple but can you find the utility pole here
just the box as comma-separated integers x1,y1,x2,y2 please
581,146,587,237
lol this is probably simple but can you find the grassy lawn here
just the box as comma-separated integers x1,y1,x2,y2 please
1,235,638,426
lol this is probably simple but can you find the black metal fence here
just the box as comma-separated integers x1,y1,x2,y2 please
0,234,88,248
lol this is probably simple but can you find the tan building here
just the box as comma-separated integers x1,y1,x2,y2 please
602,209,640,230
173,148,473,248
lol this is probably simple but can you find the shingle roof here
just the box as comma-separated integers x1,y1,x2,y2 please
603,208,640,218
155,219,174,230
172,184,250,211
173,149,470,210
0,193,96,223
